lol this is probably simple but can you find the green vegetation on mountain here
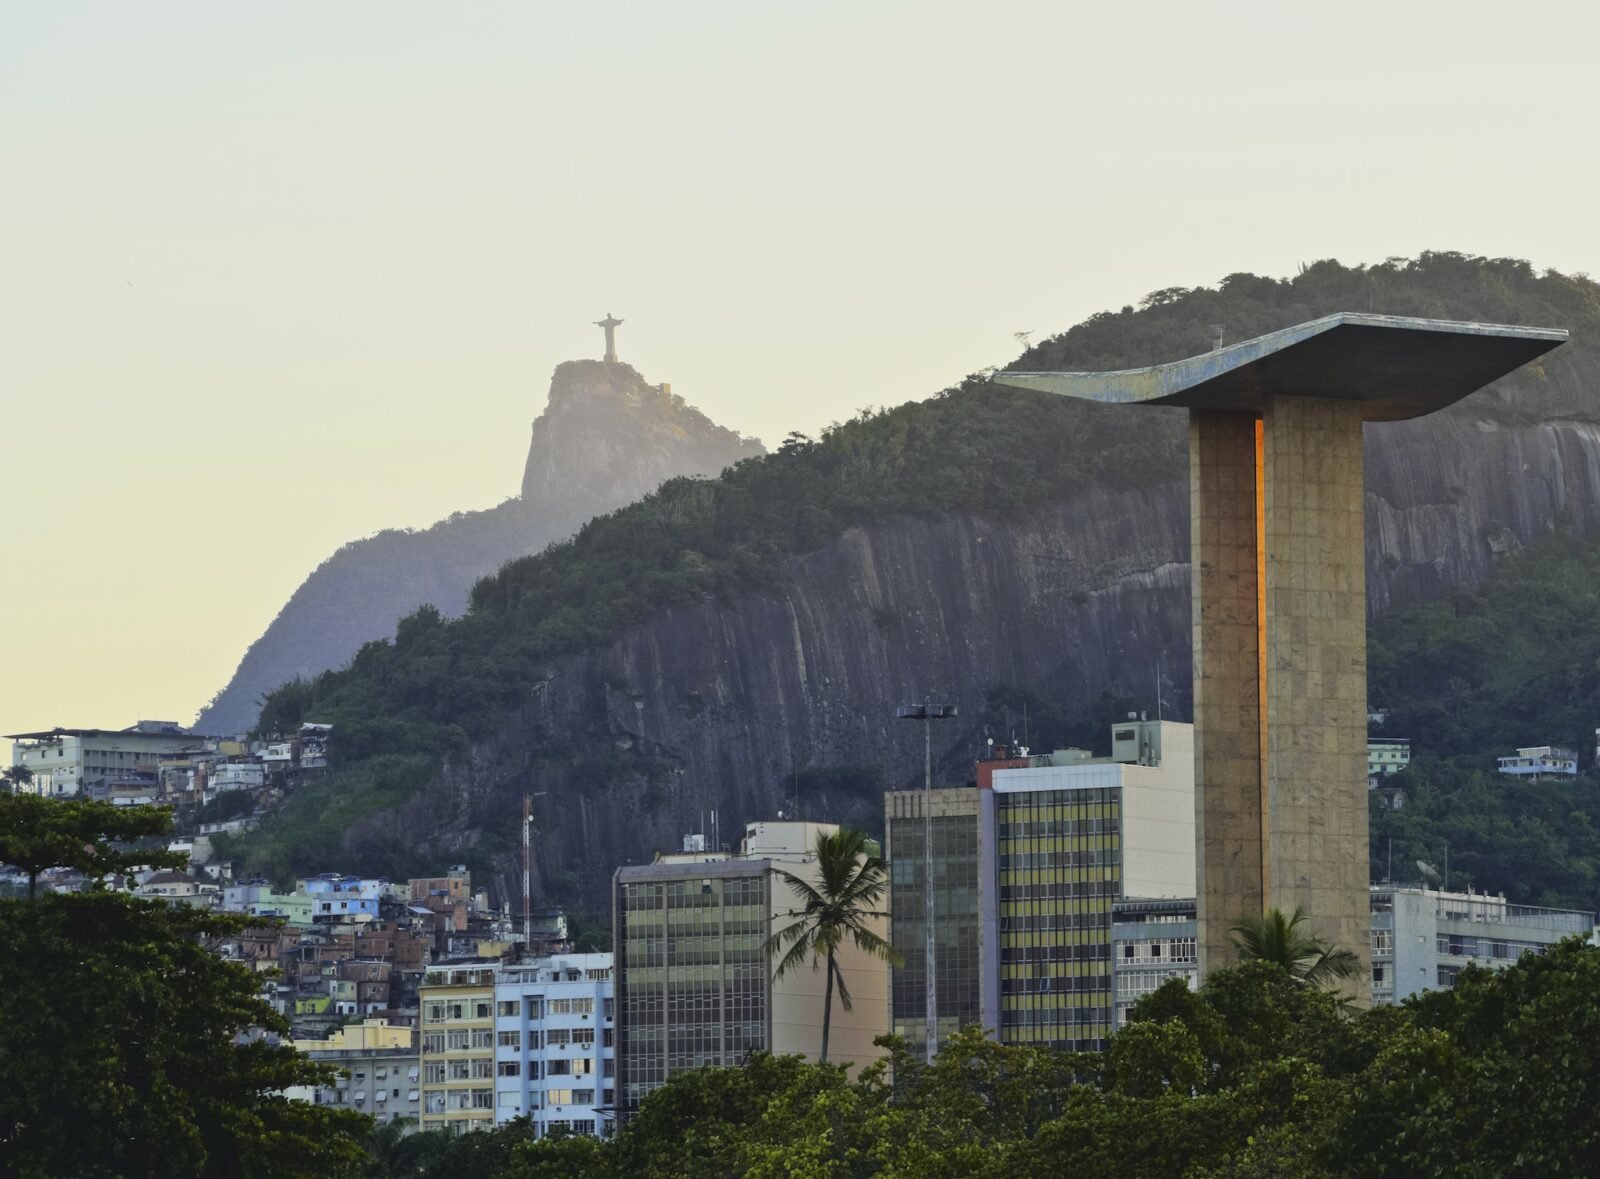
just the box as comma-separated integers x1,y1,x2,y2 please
360,938,1600,1178
235,252,1600,883
1369,532,1600,911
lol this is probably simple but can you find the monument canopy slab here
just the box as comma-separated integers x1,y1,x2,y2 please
993,313,1567,421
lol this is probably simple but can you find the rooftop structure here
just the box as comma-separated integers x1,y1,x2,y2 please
996,313,1566,1002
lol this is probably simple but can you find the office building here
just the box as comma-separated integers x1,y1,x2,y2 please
886,718,1195,1054
493,952,615,1138
884,786,982,1058
613,821,889,1114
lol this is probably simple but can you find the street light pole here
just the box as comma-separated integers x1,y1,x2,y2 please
896,701,958,1064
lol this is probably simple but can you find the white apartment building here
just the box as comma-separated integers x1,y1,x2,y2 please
1370,885,1593,1003
1496,745,1579,782
7,724,198,797
493,952,616,1137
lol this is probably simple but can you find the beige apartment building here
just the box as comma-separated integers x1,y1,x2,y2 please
418,963,498,1133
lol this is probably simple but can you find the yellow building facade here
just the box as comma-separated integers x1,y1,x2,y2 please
418,964,498,1133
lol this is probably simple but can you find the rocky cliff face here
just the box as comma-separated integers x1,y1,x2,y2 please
344,348,1600,913
195,361,763,735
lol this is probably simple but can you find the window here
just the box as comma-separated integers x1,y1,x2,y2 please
573,1057,594,1077
448,1060,472,1081
527,1061,542,1080
498,1031,521,1049
474,1002,492,1019
471,1028,495,1049
549,998,593,1016
447,1003,465,1020
547,1059,571,1075
498,1091,520,1107
446,1030,469,1051
573,1088,596,1105
498,1061,521,1077
425,1002,446,1023
424,1063,446,1084
547,1089,574,1106
603,998,615,1021
498,1000,519,1017
471,1089,494,1110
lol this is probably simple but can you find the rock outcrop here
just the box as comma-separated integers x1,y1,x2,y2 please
195,362,763,734
349,363,1600,912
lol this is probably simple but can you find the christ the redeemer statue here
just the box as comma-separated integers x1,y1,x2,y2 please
595,313,623,364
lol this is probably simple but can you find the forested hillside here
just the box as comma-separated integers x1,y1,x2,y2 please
1369,533,1600,911
226,253,1600,906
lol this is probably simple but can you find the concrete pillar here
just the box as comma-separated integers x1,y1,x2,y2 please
1192,398,1371,1001
1262,396,1371,997
1191,410,1265,977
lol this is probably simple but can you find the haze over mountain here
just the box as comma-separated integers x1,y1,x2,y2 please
195,361,763,735
227,254,1600,915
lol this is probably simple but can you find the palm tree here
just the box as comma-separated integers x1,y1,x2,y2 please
1229,906,1362,987
0,765,32,795
764,827,903,1063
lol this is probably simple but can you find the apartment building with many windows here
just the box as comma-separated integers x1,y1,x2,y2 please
418,963,497,1133
493,952,616,1137
1369,885,1593,1003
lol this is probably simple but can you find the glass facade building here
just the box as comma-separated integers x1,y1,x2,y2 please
614,861,772,1112
613,821,891,1116
885,788,982,1058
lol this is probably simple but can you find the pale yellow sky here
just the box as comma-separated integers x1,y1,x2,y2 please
3,1,1597,744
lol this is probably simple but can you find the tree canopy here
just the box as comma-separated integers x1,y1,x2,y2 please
0,801,372,1178
360,938,1600,1178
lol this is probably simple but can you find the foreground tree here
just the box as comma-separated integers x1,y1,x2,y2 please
1228,905,1361,987
0,800,370,1177
764,827,901,1062
0,792,185,898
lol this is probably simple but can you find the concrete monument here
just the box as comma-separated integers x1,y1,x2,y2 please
995,313,1566,998
595,313,624,363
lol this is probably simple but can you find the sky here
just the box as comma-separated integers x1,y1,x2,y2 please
3,1,1598,746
